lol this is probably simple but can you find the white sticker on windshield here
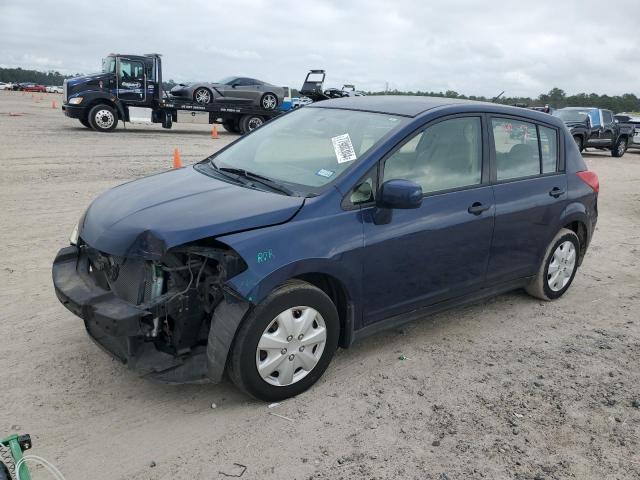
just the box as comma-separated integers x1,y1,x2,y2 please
331,133,357,164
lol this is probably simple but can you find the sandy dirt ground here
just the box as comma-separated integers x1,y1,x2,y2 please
0,90,639,480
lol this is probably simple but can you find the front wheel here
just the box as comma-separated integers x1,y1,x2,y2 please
228,280,339,401
193,87,212,104
88,104,118,132
573,135,584,153
612,137,627,157
526,228,580,301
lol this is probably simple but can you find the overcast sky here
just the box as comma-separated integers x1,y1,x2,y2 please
1,0,638,97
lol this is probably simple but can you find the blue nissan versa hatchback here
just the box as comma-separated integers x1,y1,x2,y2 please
53,96,599,401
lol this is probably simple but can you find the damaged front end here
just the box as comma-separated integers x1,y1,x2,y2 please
52,240,251,383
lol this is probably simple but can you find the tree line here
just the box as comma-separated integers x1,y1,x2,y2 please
0,67,75,86
368,87,640,113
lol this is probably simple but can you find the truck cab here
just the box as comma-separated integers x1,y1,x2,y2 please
63,54,162,130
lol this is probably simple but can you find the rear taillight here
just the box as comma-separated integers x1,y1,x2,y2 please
576,170,599,193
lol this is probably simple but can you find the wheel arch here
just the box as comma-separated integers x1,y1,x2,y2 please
293,272,353,348
558,202,591,265
85,97,126,120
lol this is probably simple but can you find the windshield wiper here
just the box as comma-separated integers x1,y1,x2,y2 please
216,166,296,196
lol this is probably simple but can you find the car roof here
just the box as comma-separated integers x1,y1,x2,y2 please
308,95,564,125
558,106,598,111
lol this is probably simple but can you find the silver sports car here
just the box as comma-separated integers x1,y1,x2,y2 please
169,76,284,110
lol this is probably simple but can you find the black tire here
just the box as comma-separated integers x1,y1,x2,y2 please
0,461,9,480
222,119,241,134
88,104,118,132
612,137,627,157
573,135,584,153
260,93,278,111
239,114,264,134
193,87,212,105
526,228,580,301
79,118,92,129
228,280,340,401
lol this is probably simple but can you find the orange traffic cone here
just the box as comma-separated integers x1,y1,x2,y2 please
51,100,57,109
39,95,44,101
211,125,219,139
173,148,183,169
31,93,35,99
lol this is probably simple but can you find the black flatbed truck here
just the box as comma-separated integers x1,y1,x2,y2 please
62,53,282,134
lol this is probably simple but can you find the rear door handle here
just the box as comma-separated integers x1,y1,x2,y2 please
468,202,490,215
549,187,566,198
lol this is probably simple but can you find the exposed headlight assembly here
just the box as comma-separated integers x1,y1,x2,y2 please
68,97,83,105
70,222,79,245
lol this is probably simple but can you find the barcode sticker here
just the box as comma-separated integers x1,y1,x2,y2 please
331,133,357,164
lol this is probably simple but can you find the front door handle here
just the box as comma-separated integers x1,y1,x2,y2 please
549,187,566,198
468,202,490,215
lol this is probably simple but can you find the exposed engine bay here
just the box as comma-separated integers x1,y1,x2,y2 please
82,242,247,356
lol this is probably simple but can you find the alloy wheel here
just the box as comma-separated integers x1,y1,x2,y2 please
547,241,576,291
262,94,277,110
255,306,327,387
194,88,211,104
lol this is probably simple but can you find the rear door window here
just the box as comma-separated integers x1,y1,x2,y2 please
491,118,540,181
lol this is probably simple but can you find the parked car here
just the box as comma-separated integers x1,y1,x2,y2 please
614,113,640,149
22,84,46,93
52,96,598,401
169,76,284,110
48,85,63,94
553,107,635,156
0,82,14,90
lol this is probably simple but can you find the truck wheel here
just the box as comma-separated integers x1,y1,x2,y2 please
240,114,264,134
79,118,92,129
612,137,627,157
161,111,173,129
193,87,212,104
0,461,9,480
260,93,278,111
227,280,339,401
88,104,118,132
222,119,241,134
573,135,584,153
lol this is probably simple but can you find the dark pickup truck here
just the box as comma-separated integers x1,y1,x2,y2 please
552,107,635,157
553,107,635,157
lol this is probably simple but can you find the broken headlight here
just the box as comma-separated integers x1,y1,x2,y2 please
69,222,79,245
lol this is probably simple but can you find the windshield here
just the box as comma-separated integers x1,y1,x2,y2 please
102,56,116,74
217,76,238,85
553,109,589,123
204,107,408,193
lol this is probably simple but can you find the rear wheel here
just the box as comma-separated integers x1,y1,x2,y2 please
193,87,212,104
260,93,278,110
88,104,118,132
573,135,584,152
612,137,627,157
239,114,264,134
526,228,580,301
228,280,339,401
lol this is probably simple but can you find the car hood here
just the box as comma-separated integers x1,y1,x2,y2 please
79,166,304,260
67,72,110,87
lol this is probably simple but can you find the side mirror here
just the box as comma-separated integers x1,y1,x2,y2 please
378,179,423,209
231,83,239,88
